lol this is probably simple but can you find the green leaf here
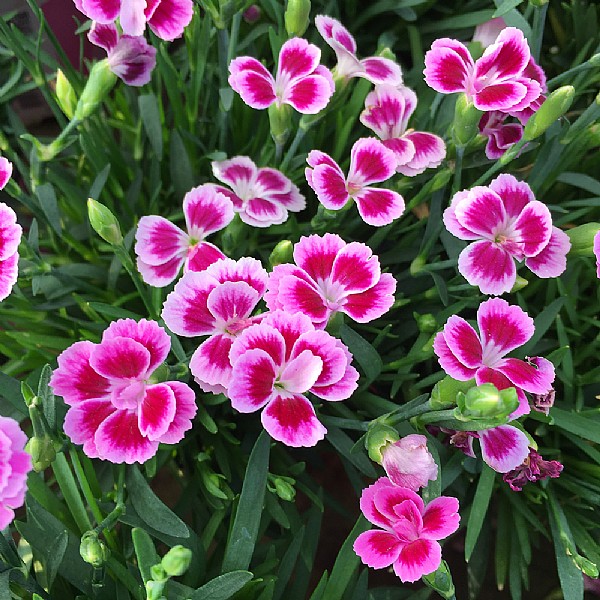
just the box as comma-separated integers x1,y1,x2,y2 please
326,426,377,478
44,530,68,589
89,163,111,201
127,466,189,539
132,528,159,585
35,183,62,234
139,94,163,160
189,571,253,600
273,527,305,600
493,0,523,17
222,431,270,572
340,324,382,382
465,464,496,561
0,371,27,416
551,408,600,445
170,130,194,201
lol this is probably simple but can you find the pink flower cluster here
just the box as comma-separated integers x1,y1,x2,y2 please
0,416,32,530
50,319,197,464
0,158,20,302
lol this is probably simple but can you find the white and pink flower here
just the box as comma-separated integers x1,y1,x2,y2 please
315,15,402,86
88,22,156,86
228,38,334,114
265,233,396,328
161,257,269,394
50,319,197,464
381,434,438,491
135,184,234,287
305,138,405,226
444,174,570,295
0,159,20,303
210,157,305,227
424,27,542,112
73,0,193,40
360,85,446,176
0,416,32,529
354,477,460,582
227,310,359,447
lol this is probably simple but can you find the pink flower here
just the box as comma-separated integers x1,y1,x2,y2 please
210,157,305,227
305,138,405,226
73,0,193,40
135,184,234,287
315,15,402,86
0,159,21,303
381,434,438,491
228,38,334,114
360,85,446,176
433,297,555,422
161,257,269,394
0,417,32,529
444,174,569,295
354,477,459,583
264,233,396,328
472,17,507,49
478,111,523,160
503,449,563,491
594,230,600,278
88,22,156,86
424,27,542,112
227,310,359,447
50,319,197,464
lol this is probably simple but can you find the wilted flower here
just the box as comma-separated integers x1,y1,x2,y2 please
503,449,563,491
478,111,524,159
381,434,438,491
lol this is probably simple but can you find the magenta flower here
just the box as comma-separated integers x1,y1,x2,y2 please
228,38,334,114
433,297,555,422
0,416,32,529
360,85,446,176
265,233,396,328
0,159,21,303
424,27,542,112
354,477,460,583
227,310,359,447
210,157,305,227
162,257,269,394
381,434,438,491
73,0,193,40
50,319,197,464
503,449,563,491
315,15,402,86
88,22,156,86
135,184,234,287
478,111,523,160
444,174,569,295
305,138,405,226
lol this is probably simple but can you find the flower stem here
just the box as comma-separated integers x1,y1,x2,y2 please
452,145,465,195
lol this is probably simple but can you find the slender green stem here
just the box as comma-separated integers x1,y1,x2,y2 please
386,398,433,426
53,453,92,534
452,145,465,195
547,58,599,89
107,557,145,600
279,126,306,172
217,27,230,151
471,139,526,187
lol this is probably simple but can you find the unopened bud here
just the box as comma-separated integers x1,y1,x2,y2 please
146,579,166,600
414,312,436,334
161,545,192,577
243,4,261,23
284,0,311,37
567,222,600,256
431,168,452,191
269,240,293,267
74,59,118,121
524,86,575,141
268,103,292,147
80,532,110,568
55,69,77,119
365,423,400,464
510,275,529,292
381,434,438,491
26,435,56,472
423,559,456,599
452,94,481,147
87,199,123,245
274,477,296,502
409,253,426,276
455,383,518,420
430,376,476,411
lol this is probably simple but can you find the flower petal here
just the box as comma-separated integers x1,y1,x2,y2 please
355,187,405,227
88,21,118,52
525,226,570,278
138,383,176,440
280,349,323,393
331,241,380,294
90,337,151,380
393,539,441,583
0,158,13,191
443,190,479,240
207,280,259,324
119,0,147,36
453,187,506,238
80,0,120,22
63,401,116,458
292,330,346,387
342,272,396,323
184,184,235,239
137,255,185,287
424,39,473,94
135,216,188,266
458,240,516,295
361,85,413,139
307,164,349,210
354,530,402,569
277,37,320,83
433,332,478,381
146,0,193,41
293,233,345,280
315,15,356,54
495,356,555,395
474,81,528,112
0,203,22,262
479,424,530,473
207,256,269,295
475,27,530,85
0,252,19,302
382,137,416,168
283,73,334,114
228,348,277,412
512,200,552,257
421,496,460,540
440,315,482,369
157,381,197,444
359,57,403,86
397,132,446,177
229,322,286,366
212,155,257,190
243,197,288,226
348,138,396,187
185,241,227,273
189,334,234,389
228,58,276,109
276,274,328,325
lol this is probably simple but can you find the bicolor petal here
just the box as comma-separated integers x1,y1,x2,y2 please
355,187,405,227
525,226,570,278
138,383,176,440
479,424,530,473
458,240,516,295
354,530,402,569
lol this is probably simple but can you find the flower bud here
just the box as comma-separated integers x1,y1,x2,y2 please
74,59,118,121
146,579,166,600
87,199,123,246
365,423,399,464
430,168,453,191
422,560,456,600
55,69,77,119
567,222,600,256
455,383,518,420
409,253,426,275
243,4,261,23
523,86,575,141
381,434,438,491
452,94,481,147
510,275,529,293
284,0,311,38
161,545,192,577
274,477,296,502
430,376,475,410
26,435,56,472
80,531,110,568
414,312,436,334
268,103,292,148
269,240,293,267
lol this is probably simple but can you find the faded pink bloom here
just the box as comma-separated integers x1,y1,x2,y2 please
162,257,269,394
433,297,555,424
354,477,459,582
88,22,156,86
594,231,600,278
360,85,446,176
228,38,334,114
444,174,569,295
265,233,396,328
424,27,542,112
73,0,193,40
135,184,234,287
478,111,523,160
0,417,32,529
315,15,402,86
472,17,506,49
210,157,305,227
242,5,261,23
50,319,197,464
0,159,21,303
503,449,563,491
381,434,438,491
227,310,359,447
305,138,405,226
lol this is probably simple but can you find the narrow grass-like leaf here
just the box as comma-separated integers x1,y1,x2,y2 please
189,571,253,600
139,94,163,160
132,528,159,584
465,464,495,562
340,324,382,383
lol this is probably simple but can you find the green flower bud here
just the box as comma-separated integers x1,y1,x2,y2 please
430,376,475,411
523,86,575,141
146,579,166,600
269,240,293,267
148,363,170,385
274,477,296,502
74,59,118,121
430,169,453,191
422,560,456,600
80,532,110,568
284,0,311,37
268,103,292,148
87,199,123,246
365,423,400,464
161,545,192,578
567,222,600,256
455,383,518,420
150,563,167,582
510,275,528,292
409,253,427,276
26,435,56,472
452,94,482,147
414,312,436,334
55,69,77,120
